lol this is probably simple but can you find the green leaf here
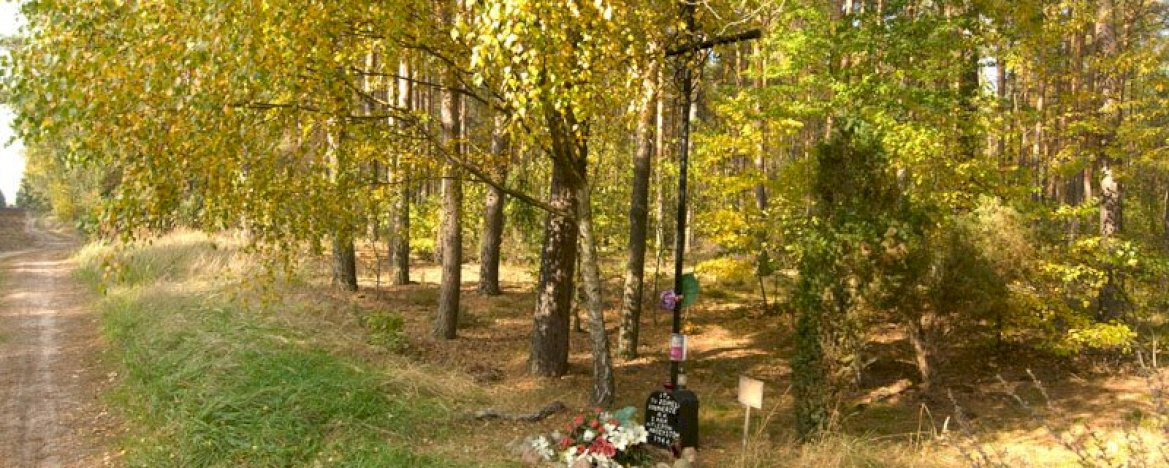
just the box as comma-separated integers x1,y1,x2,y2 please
681,273,699,307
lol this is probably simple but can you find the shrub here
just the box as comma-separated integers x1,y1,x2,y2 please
360,311,408,351
695,256,756,287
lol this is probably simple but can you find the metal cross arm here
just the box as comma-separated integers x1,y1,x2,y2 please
665,29,762,57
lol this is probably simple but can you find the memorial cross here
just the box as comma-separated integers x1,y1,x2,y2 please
664,2,760,389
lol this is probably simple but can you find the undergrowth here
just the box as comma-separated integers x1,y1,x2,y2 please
76,231,456,466
732,400,948,467
943,370,1169,468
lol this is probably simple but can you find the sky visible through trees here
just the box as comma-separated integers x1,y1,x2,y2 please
0,4,25,205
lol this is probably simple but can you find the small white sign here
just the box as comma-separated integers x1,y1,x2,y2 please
738,376,764,409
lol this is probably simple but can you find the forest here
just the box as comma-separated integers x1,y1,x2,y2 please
4,0,1169,466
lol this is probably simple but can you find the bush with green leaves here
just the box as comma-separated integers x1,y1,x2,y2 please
793,121,915,438
360,311,408,351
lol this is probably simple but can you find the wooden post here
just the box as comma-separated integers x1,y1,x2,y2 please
742,406,751,450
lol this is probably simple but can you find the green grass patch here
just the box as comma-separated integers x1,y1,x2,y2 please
80,234,456,466
360,311,408,351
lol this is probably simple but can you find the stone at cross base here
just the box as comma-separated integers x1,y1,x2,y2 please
658,447,699,468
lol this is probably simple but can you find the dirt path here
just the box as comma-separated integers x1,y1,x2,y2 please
0,216,117,467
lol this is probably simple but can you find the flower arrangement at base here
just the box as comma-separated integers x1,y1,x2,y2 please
526,406,651,467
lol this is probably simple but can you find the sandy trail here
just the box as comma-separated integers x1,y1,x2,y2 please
0,215,115,467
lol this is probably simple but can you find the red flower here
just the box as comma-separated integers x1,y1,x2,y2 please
609,419,619,426
573,415,585,426
590,419,601,429
576,444,586,454
588,436,617,457
560,436,573,449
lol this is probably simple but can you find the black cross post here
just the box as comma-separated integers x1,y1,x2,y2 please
641,4,761,454
664,4,760,390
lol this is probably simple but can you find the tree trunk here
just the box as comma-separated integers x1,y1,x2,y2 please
1067,170,1085,243
332,234,358,291
793,293,827,440
958,25,979,161
753,41,769,211
530,107,585,377
391,168,412,285
391,57,412,286
995,54,1007,162
1096,0,1120,239
906,314,933,390
434,54,462,340
478,115,509,296
683,98,698,253
1097,160,1123,320
578,181,615,406
1094,32,1122,237
327,122,359,292
652,77,668,322
435,164,463,339
572,265,585,333
618,69,657,360
1096,0,1124,321
434,211,444,262
1032,88,1045,202
1162,186,1169,250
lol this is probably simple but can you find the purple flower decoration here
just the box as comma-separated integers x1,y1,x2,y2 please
659,290,679,311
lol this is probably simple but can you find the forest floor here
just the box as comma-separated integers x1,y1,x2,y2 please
0,209,120,466
16,215,1165,466
368,254,1165,466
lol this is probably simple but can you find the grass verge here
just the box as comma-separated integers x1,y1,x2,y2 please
76,231,458,466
